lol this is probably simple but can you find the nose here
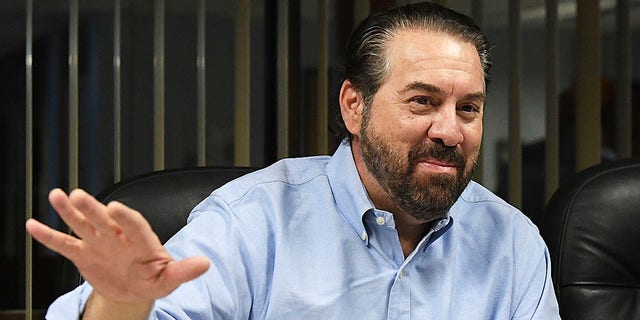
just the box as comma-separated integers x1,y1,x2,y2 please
427,107,463,147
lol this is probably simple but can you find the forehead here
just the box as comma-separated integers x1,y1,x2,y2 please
383,28,484,88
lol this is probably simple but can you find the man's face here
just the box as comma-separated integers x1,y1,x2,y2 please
358,29,485,223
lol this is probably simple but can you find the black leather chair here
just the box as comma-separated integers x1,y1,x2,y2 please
541,158,640,319
98,167,256,243
58,166,256,293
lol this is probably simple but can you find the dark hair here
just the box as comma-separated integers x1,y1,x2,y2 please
337,1,492,140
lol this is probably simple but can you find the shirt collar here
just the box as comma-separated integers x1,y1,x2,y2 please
327,139,374,243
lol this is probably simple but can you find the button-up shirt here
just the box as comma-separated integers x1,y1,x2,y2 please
47,140,560,319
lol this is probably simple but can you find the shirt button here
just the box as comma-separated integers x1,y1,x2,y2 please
360,231,367,241
376,217,385,225
398,270,404,278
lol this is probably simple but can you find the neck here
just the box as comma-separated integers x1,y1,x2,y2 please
394,211,433,258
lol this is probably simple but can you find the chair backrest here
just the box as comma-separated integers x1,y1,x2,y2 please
98,167,256,243
58,166,256,293
541,158,640,319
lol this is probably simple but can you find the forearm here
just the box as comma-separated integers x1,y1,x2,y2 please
82,291,154,320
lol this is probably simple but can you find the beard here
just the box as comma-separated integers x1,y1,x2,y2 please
360,120,477,223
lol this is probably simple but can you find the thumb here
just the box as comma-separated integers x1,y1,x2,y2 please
163,256,211,284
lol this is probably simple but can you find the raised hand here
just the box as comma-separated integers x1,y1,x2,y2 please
26,188,210,307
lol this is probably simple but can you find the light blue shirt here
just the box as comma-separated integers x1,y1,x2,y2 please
47,140,560,319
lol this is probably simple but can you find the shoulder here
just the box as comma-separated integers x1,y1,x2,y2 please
188,155,332,220
456,181,538,230
218,155,332,200
458,181,520,212
448,181,543,251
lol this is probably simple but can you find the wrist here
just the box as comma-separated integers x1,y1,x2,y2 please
82,291,154,320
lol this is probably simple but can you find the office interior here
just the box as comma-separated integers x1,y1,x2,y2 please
1,0,639,318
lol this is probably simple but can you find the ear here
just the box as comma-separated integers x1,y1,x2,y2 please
339,80,365,137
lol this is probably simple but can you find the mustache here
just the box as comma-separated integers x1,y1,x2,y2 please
408,143,465,170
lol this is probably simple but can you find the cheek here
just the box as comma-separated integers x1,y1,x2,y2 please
394,114,433,143
461,123,483,154
369,110,419,143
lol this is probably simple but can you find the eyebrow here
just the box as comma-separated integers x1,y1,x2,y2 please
399,81,487,103
399,81,444,95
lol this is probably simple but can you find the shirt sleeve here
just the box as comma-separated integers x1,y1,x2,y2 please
45,282,92,319
45,194,261,320
527,247,561,320
151,195,260,319
511,231,561,320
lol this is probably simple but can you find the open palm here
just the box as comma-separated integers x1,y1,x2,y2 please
26,188,210,304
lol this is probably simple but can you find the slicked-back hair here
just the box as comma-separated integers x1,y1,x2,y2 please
337,1,492,140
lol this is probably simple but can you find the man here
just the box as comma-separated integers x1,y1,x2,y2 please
26,2,560,319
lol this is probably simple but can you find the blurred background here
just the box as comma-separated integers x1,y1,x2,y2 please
1,0,639,317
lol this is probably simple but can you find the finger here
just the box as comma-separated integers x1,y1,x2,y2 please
49,188,95,239
159,256,210,290
68,189,117,236
25,218,82,261
107,201,157,244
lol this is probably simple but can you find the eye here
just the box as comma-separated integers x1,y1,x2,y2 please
409,96,433,106
457,104,479,113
